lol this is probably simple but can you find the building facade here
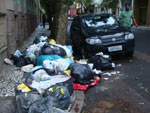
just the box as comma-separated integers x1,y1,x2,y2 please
0,0,42,68
134,0,150,26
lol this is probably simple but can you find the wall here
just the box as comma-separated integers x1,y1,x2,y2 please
134,0,150,26
0,0,7,68
0,0,41,70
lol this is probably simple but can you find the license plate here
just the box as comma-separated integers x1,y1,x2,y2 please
108,45,122,52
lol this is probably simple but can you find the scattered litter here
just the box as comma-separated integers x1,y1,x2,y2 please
14,50,22,57
3,32,119,112
138,102,144,105
73,77,101,91
4,58,14,65
21,64,34,72
110,71,120,75
110,71,117,75
44,85,70,110
116,64,122,67
116,71,120,74
145,88,149,93
103,78,109,80
135,77,139,80
129,59,133,62
93,69,102,75
16,83,31,93
88,53,115,70
103,73,112,76
30,75,71,94
69,63,95,85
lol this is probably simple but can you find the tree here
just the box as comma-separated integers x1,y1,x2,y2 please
76,0,94,13
101,0,125,8
40,0,74,44
52,0,72,44
40,0,93,44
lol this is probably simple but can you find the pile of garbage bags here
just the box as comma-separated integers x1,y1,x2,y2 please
4,32,116,113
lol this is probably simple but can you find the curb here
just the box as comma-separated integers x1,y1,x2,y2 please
132,27,150,31
66,91,84,113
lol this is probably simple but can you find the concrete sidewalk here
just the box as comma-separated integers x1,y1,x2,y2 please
0,26,84,113
132,26,150,31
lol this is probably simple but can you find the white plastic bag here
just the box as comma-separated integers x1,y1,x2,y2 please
21,64,34,72
32,69,48,82
30,75,71,94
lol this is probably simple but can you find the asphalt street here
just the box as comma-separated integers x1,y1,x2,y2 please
83,28,150,113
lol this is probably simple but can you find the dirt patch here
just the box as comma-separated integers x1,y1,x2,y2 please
86,99,142,113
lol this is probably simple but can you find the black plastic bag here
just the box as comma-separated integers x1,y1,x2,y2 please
88,55,115,70
11,55,34,67
69,63,95,84
28,97,52,113
33,35,49,44
15,92,42,113
28,97,65,113
43,85,70,110
41,44,66,57
33,36,40,44
57,78,74,96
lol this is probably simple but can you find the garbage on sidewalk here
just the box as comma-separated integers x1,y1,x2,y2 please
69,63,96,84
88,52,115,70
4,58,14,65
4,32,117,112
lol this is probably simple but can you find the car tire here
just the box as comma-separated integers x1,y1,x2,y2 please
125,50,134,57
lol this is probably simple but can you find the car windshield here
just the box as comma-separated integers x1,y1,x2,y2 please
82,15,118,28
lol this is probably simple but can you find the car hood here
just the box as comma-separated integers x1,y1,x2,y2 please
82,25,130,38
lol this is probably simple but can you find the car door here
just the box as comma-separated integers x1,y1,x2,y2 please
70,16,83,56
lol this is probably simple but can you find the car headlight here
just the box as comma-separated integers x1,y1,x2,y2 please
125,33,134,40
86,37,102,45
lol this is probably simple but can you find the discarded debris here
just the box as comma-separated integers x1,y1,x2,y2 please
103,73,112,76
3,31,119,112
138,102,144,105
103,78,109,80
116,64,122,67
4,58,14,65
135,77,139,80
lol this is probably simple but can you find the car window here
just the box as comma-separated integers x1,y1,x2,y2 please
82,15,118,28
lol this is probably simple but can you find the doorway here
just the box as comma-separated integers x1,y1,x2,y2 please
138,0,148,26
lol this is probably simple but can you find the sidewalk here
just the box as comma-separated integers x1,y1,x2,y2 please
0,25,84,113
132,26,150,31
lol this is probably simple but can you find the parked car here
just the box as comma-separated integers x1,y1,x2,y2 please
70,13,135,58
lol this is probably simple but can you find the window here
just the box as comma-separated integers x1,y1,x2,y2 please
82,15,118,28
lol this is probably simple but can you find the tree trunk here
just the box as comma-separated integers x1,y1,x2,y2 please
52,0,69,44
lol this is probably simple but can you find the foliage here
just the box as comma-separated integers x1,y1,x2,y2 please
101,0,125,8
76,0,93,9
40,0,94,43
40,0,54,16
